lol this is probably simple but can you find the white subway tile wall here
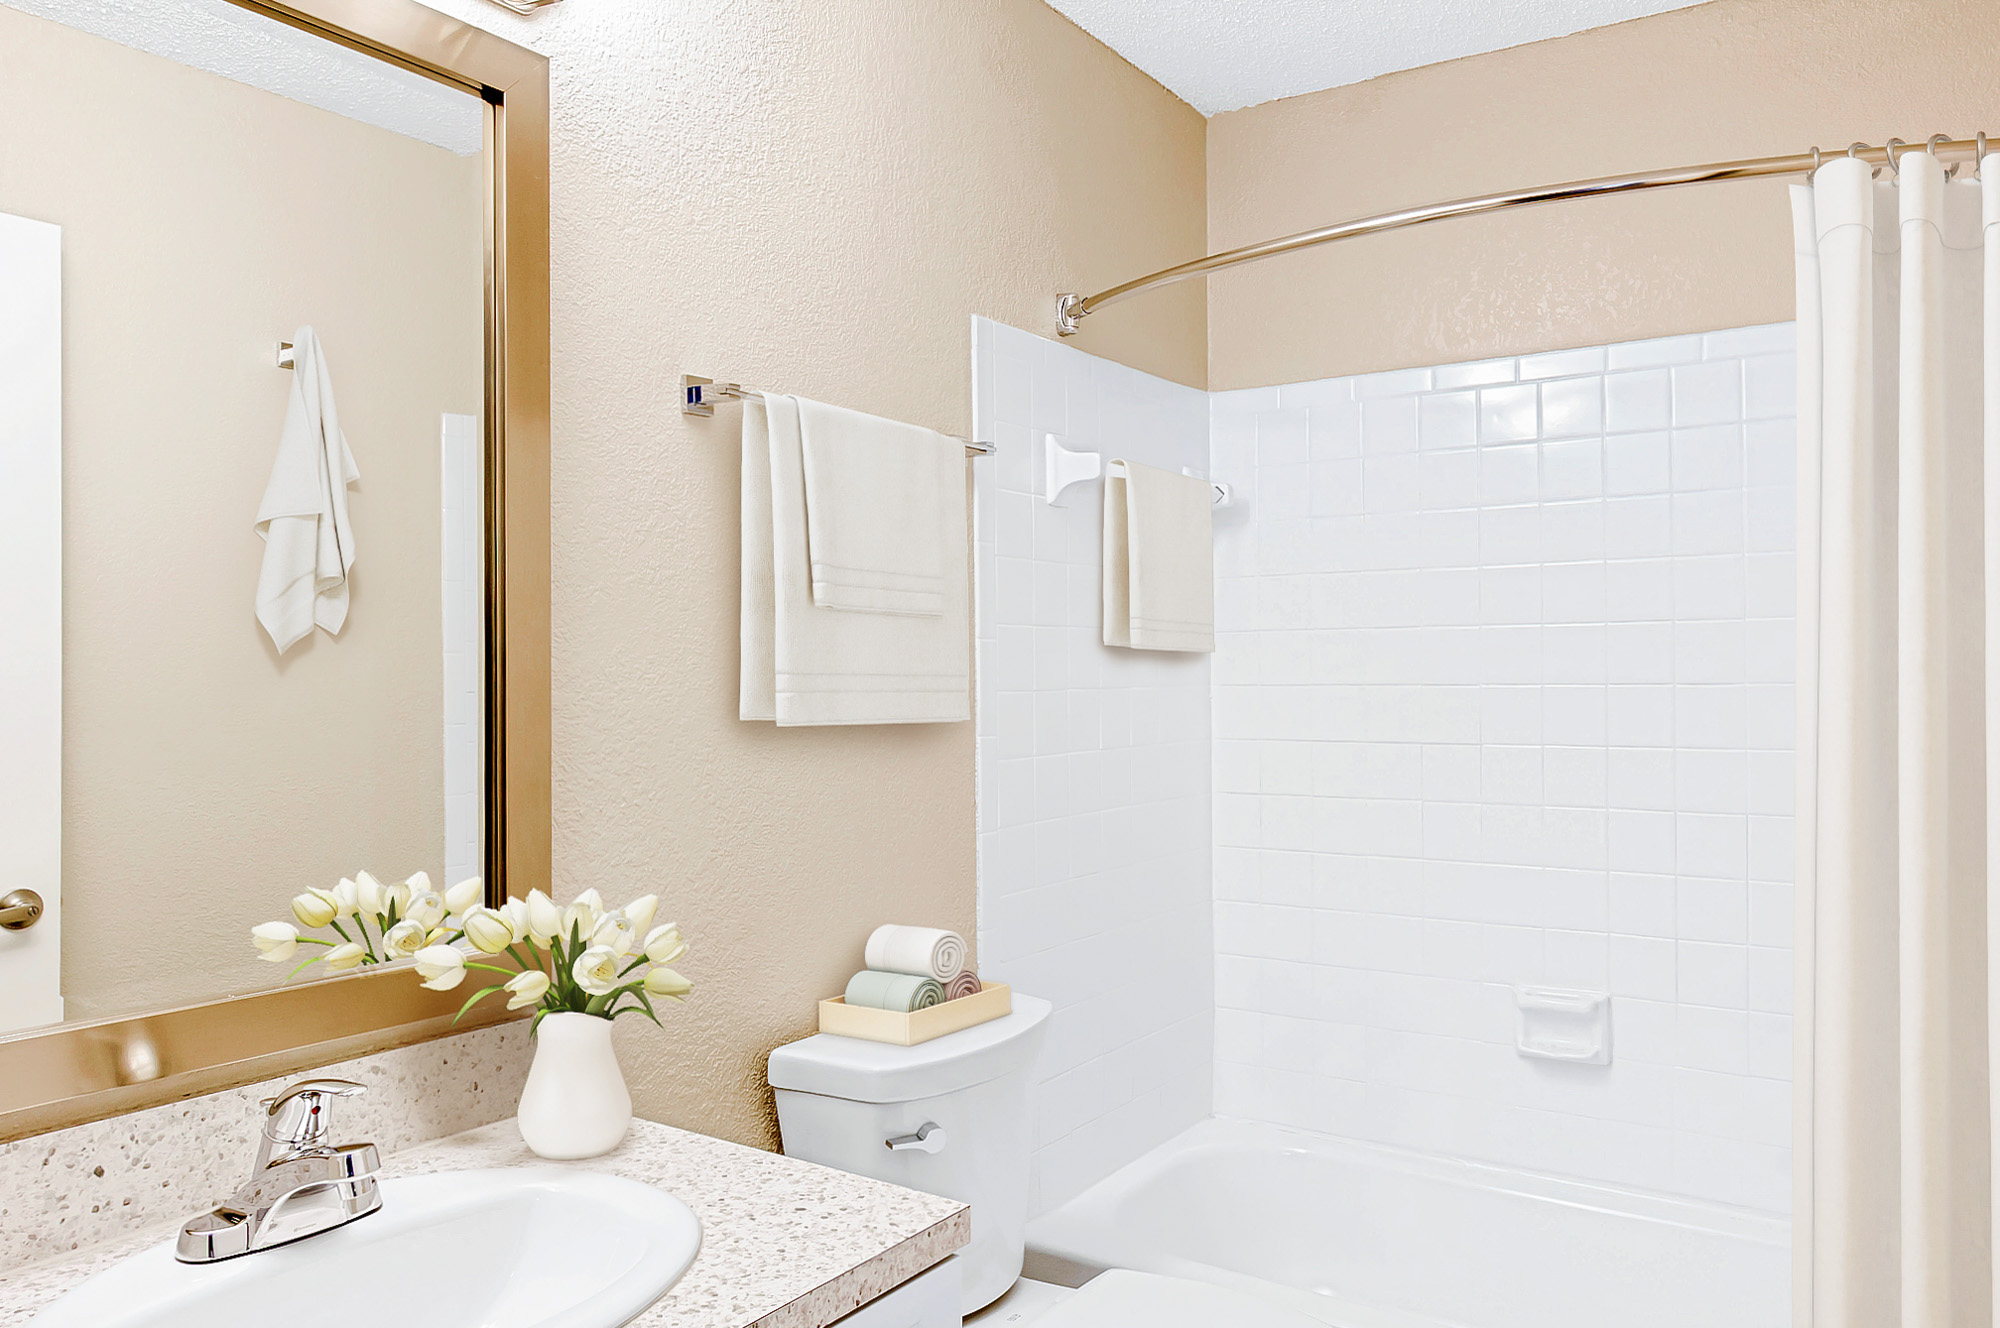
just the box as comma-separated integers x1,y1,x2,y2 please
972,317,1214,1218
1208,324,1796,1213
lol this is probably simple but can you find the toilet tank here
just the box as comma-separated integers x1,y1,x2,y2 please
768,995,1051,1315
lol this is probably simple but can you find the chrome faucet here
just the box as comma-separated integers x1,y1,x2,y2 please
176,1078,382,1263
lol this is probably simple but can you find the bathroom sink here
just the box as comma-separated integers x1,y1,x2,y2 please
28,1168,702,1328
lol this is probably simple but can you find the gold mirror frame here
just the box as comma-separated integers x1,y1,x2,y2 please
0,0,551,1143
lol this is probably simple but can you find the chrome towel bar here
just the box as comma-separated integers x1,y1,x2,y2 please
683,374,994,456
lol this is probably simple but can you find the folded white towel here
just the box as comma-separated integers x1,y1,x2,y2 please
739,395,779,721
865,924,967,983
255,326,358,654
753,393,971,726
1102,459,1214,653
798,397,949,616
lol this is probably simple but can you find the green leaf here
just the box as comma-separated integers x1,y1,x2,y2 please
627,985,665,1029
452,983,507,1026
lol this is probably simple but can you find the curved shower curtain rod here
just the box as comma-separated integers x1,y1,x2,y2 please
1053,133,1990,336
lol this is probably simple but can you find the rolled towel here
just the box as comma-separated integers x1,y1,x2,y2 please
946,971,982,1002
864,924,965,983
844,969,945,1012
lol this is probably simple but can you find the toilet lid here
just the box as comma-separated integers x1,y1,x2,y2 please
1031,1270,1327,1328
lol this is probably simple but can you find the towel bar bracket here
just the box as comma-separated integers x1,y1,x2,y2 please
682,374,746,417
1180,468,1234,509
682,371,995,455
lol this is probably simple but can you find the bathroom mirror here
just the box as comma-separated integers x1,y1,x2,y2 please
0,0,550,1139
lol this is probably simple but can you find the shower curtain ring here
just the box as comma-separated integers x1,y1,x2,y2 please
1980,132,1989,181
1809,145,1822,175
1884,138,1907,176
1930,134,1958,180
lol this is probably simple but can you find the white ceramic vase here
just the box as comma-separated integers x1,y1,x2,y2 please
517,1011,633,1159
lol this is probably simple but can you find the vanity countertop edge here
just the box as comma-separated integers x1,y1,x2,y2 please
0,1116,971,1328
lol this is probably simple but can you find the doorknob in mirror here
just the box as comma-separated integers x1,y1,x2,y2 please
0,890,44,932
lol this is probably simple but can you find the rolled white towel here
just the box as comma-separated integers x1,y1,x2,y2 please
864,924,966,983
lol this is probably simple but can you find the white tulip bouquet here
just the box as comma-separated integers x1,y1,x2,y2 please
251,874,693,1030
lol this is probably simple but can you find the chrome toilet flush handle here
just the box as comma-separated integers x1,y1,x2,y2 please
885,1122,947,1154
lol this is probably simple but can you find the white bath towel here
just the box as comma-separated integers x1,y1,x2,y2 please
864,924,967,983
739,394,779,721
1102,459,1213,653
255,326,358,654
748,393,970,726
797,397,950,616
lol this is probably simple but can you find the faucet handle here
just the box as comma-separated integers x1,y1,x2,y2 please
259,1078,365,1161
264,1078,365,1119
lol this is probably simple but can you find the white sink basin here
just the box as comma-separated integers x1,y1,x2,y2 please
28,1168,702,1328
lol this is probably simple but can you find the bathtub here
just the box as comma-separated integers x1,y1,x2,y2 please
1022,1118,1788,1328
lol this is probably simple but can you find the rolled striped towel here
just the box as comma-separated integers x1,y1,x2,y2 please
946,971,982,1001
844,969,945,1012
864,924,965,983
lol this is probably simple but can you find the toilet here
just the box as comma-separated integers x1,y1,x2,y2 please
768,995,1053,1313
767,993,1320,1327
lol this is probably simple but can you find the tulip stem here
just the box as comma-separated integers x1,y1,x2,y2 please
451,983,507,1025
464,961,518,977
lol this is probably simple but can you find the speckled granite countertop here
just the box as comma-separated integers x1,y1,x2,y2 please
0,1118,970,1328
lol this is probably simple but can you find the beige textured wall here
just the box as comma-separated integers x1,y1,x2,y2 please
414,0,1206,1147
0,8,484,1021
1206,0,2000,389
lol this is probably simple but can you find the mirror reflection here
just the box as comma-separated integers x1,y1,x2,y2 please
0,0,489,1032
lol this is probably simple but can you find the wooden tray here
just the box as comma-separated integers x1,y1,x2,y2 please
818,982,1012,1046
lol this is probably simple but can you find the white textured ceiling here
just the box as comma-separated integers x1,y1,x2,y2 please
1043,0,1712,115
4,0,484,154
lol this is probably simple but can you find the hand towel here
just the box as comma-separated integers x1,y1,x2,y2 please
797,397,949,616
864,924,966,983
1102,459,1214,652
946,971,982,1002
764,394,971,725
255,326,358,654
739,394,778,721
844,969,945,1012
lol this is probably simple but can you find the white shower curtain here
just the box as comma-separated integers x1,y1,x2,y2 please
1793,151,1998,1327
